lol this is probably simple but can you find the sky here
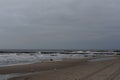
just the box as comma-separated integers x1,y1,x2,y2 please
0,0,120,49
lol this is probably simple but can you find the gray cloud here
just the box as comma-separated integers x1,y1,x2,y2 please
0,0,120,49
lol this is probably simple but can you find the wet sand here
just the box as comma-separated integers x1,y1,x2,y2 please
0,57,120,80
0,59,88,74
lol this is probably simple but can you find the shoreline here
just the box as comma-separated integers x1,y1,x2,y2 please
0,57,119,80
0,58,88,74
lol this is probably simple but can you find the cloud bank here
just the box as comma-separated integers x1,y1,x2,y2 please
0,0,120,49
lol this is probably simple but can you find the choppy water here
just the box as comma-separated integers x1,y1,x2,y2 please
0,53,87,67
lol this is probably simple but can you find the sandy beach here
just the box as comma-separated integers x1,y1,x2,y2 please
0,59,88,74
0,57,120,80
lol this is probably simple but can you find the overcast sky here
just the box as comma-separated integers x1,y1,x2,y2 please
0,0,120,49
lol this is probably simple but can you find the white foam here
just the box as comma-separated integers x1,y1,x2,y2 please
0,73,37,80
0,53,87,67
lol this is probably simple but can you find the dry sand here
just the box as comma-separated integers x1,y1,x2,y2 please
0,57,120,80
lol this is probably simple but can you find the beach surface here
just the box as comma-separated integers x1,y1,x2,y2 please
0,57,120,80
